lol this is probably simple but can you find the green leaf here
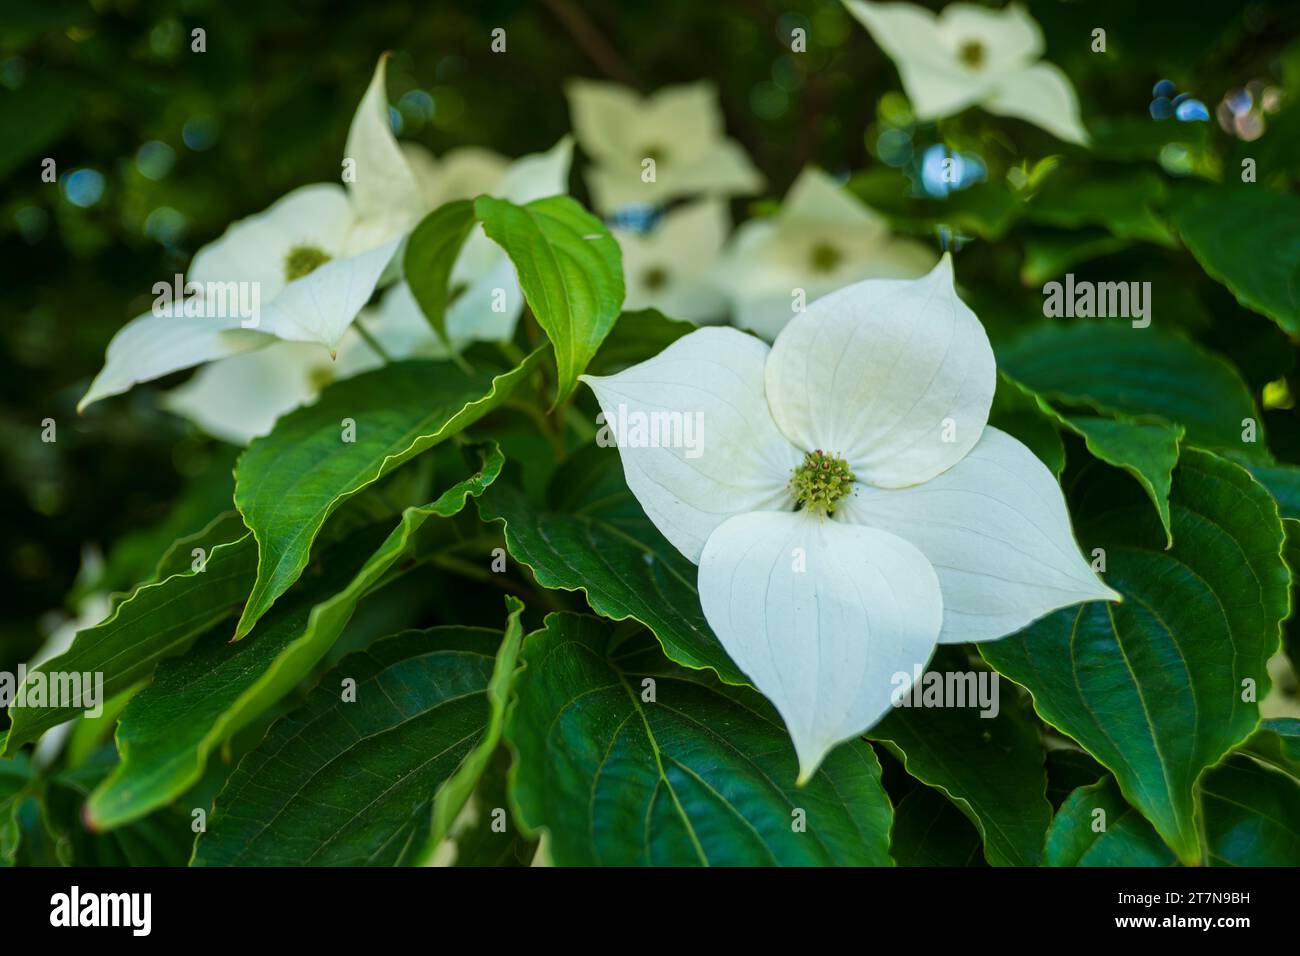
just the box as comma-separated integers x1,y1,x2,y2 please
981,449,1290,864
1243,462,1300,520
1,522,257,756
403,198,478,347
1044,776,1177,866
1006,372,1184,544
87,445,505,830
889,785,986,867
1241,718,1300,778
233,354,541,639
1201,755,1300,866
1019,230,1131,287
480,450,746,685
868,650,1053,867
1051,414,1182,547
441,752,536,866
505,613,894,865
1045,748,1106,807
1028,168,1176,246
474,194,624,403
417,594,525,864
999,322,1262,456
0,755,31,865
1174,186,1300,335
193,616,520,866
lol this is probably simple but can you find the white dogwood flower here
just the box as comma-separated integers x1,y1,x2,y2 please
159,137,572,445
844,0,1089,145
615,199,729,323
583,255,1117,780
717,167,936,340
567,79,763,212
79,55,417,411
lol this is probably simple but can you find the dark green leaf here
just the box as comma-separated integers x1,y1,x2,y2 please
475,194,624,403
233,354,540,638
194,615,520,866
1044,776,1177,866
2,521,257,755
982,449,1289,864
480,458,745,685
86,445,506,830
506,613,894,865
889,785,986,867
999,323,1261,456
403,199,478,347
869,650,1052,867
1175,186,1300,335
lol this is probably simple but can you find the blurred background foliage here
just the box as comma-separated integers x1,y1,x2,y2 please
2,0,1299,675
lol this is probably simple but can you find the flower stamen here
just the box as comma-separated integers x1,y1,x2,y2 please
284,244,332,282
958,39,986,70
791,449,855,515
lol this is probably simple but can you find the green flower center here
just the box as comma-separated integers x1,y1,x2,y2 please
809,241,843,274
791,449,855,515
641,144,666,164
284,244,332,282
959,40,986,70
641,265,669,291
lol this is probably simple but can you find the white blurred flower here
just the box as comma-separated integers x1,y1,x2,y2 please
615,199,729,323
161,138,572,445
717,167,936,340
845,0,1089,145
584,256,1117,779
80,55,418,412
567,79,763,212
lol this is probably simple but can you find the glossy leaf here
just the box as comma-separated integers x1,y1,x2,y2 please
505,613,894,865
233,354,540,638
869,651,1053,867
193,615,520,866
982,449,1289,864
86,445,506,829
403,198,478,347
474,194,624,403
479,453,746,685
998,323,1261,456
1044,775,1177,866
1175,186,1300,335
1,521,257,756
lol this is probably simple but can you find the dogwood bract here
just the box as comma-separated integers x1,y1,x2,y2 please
844,0,1089,146
80,54,571,442
615,199,730,322
160,136,572,443
583,255,1118,779
567,79,763,212
79,56,415,412
717,167,935,340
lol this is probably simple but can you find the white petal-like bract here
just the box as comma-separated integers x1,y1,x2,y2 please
162,340,335,445
581,327,801,562
343,55,424,244
838,426,1120,642
79,312,270,411
698,509,943,781
763,254,995,488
